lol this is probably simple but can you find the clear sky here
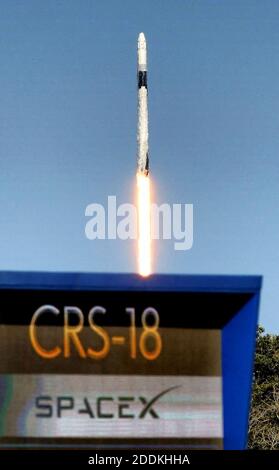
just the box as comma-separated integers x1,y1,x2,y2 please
0,0,278,332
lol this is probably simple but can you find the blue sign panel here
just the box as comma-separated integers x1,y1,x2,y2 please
0,271,261,450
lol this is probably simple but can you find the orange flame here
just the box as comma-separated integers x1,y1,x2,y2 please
137,172,151,277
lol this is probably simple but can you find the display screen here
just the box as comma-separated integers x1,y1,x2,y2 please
0,288,229,449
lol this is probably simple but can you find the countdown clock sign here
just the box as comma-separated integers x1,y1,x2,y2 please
0,271,261,450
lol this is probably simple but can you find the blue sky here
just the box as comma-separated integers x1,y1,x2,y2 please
0,0,278,331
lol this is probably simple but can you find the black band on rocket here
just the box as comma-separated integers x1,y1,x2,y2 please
138,71,147,88
145,153,149,173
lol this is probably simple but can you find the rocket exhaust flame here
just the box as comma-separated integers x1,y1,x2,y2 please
137,172,151,277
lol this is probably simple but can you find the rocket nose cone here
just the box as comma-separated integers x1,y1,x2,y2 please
138,32,146,48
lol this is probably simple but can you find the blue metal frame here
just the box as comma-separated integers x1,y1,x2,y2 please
0,271,262,450
222,292,261,449
0,271,261,293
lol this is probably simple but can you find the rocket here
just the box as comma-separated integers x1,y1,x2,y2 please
137,32,149,176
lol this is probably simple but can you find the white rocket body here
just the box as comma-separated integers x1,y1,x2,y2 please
137,33,149,176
